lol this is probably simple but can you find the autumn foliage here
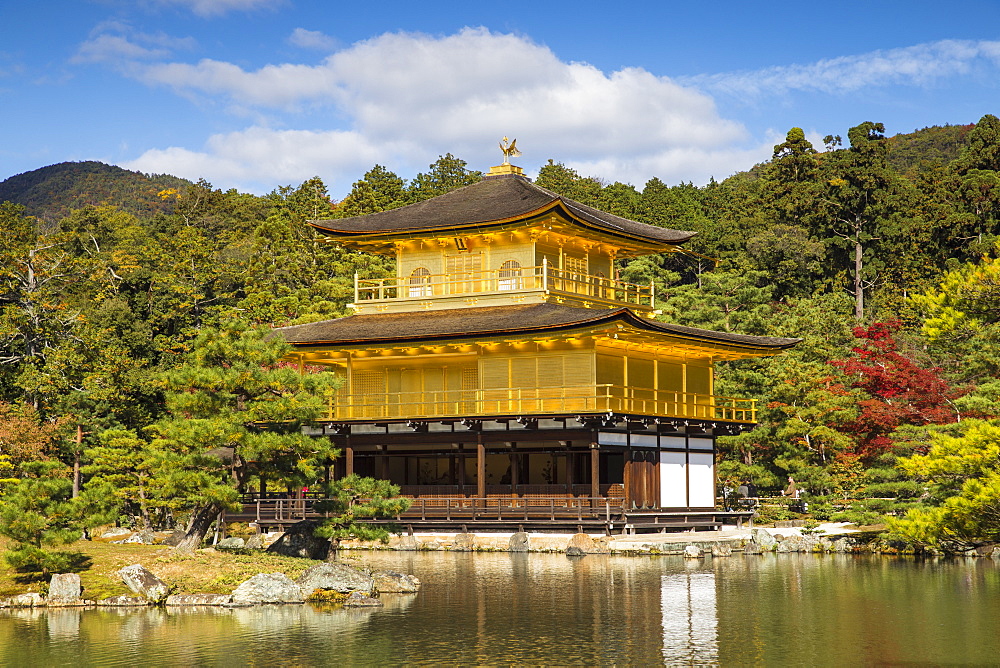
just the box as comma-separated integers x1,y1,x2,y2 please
832,320,959,455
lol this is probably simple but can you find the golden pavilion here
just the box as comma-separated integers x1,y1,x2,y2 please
275,153,798,512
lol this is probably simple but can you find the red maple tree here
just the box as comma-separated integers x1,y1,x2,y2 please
831,320,959,455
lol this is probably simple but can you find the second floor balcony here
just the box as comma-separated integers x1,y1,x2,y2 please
350,260,656,314
325,384,756,424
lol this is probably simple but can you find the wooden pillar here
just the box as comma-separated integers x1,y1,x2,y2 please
510,442,519,495
477,432,486,499
378,444,387,480
345,441,354,477
564,443,573,493
590,441,600,501
458,448,467,493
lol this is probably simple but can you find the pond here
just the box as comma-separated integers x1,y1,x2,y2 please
3,551,999,666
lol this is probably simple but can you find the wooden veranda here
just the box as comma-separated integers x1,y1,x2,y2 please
227,493,754,535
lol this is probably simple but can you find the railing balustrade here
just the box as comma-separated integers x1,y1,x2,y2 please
353,264,654,309
325,384,756,423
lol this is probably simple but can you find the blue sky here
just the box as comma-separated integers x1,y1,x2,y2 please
3,0,1000,198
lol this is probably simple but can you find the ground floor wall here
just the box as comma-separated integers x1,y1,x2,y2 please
318,420,718,510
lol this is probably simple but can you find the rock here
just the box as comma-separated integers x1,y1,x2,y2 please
396,535,419,551
216,537,246,549
343,591,383,608
48,574,82,604
118,564,171,603
509,532,530,552
452,533,476,552
751,528,777,550
245,534,263,550
5,593,45,607
372,570,420,593
161,530,187,547
683,545,702,559
566,546,587,557
296,563,374,596
975,544,997,557
743,541,764,555
120,529,155,545
96,596,149,607
831,538,851,553
776,542,791,553
421,539,441,550
165,594,233,606
782,535,813,552
101,527,132,539
566,533,608,555
711,544,733,557
265,520,330,560
232,573,305,605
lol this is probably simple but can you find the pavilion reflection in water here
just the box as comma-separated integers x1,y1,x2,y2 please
660,568,718,664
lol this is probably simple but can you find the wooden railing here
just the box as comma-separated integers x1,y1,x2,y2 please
353,260,654,309
231,495,627,525
326,384,756,423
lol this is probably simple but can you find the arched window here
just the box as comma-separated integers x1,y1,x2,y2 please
498,259,523,291
408,267,432,297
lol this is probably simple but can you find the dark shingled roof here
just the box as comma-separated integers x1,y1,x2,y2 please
275,303,801,350
312,175,695,245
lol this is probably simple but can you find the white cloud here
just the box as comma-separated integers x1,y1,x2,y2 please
687,39,1000,97
121,127,388,192
154,0,283,17
120,28,749,192
72,24,195,65
289,28,337,51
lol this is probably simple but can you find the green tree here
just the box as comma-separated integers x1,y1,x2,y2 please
337,166,408,217
146,322,339,552
0,460,86,577
892,419,1000,550
312,474,411,555
407,154,482,203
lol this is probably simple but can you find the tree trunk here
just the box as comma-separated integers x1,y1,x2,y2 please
174,503,221,553
854,234,864,321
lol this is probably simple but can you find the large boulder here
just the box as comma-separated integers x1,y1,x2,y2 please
509,532,530,552
372,570,420,593
265,520,329,560
216,537,246,549
396,535,419,551
118,564,170,603
48,573,82,604
683,545,703,559
296,563,374,596
4,593,45,607
232,573,305,605
751,528,777,550
711,543,733,557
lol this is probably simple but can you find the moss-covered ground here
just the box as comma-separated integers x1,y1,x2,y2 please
0,536,324,600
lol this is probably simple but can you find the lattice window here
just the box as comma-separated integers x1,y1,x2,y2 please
408,267,431,298
352,370,386,418
498,259,522,291
445,252,483,294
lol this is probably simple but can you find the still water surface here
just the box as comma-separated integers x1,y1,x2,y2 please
2,551,999,666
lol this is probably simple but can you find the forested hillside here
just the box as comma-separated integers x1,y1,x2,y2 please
0,161,191,223
3,117,1000,558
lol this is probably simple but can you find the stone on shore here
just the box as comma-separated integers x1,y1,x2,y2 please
711,543,733,557
566,533,608,556
751,528,777,550
683,544,703,559
101,527,132,539
165,594,234,606
3,593,45,608
97,596,150,607
48,574,82,604
231,573,304,605
373,570,420,593
296,563,374,596
118,564,170,603
343,591,383,608
396,535,419,551
452,533,476,552
509,532,530,552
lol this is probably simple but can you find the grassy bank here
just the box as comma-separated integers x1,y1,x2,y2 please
0,537,326,599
